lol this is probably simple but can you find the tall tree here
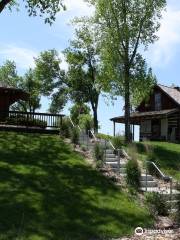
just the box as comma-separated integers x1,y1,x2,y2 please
0,0,65,24
0,60,22,87
87,0,166,142
64,22,103,133
34,49,68,112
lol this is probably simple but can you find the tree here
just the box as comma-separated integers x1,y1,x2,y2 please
70,102,91,125
0,0,65,24
64,22,103,133
0,60,22,87
20,69,41,113
87,0,166,142
34,49,68,113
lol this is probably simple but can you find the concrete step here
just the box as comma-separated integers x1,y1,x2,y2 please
104,157,118,162
105,153,117,158
140,180,158,188
140,174,154,181
105,149,115,154
105,161,126,168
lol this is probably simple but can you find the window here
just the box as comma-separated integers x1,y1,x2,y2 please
155,93,161,110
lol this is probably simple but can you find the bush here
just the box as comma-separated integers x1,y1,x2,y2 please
145,192,168,216
112,135,125,149
60,118,71,138
2,115,47,128
126,160,141,189
96,133,113,141
71,127,80,145
79,114,93,134
93,143,104,168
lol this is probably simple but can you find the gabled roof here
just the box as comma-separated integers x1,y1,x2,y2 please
158,84,180,106
110,108,179,124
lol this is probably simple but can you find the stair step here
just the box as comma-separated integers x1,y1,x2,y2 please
105,149,115,154
105,161,126,167
105,153,117,158
140,180,158,188
140,174,154,181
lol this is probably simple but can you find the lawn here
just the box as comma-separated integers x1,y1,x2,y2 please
133,141,180,181
0,132,152,240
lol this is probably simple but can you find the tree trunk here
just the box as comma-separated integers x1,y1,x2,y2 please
124,67,131,143
93,106,98,134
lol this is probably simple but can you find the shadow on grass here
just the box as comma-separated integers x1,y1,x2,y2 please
135,142,180,178
0,132,152,240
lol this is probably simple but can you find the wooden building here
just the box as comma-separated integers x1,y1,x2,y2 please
111,84,180,142
0,83,29,116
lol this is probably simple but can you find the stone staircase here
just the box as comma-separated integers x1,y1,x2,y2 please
78,131,180,213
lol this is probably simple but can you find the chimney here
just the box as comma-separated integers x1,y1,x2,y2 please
174,86,180,91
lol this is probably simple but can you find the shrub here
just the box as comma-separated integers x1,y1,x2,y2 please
93,143,104,168
112,134,124,149
2,115,47,128
60,118,71,138
145,192,168,216
81,145,87,152
96,133,113,141
79,114,93,134
71,127,80,145
126,159,141,189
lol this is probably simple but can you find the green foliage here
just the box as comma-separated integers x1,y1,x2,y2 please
34,50,68,113
126,160,141,190
93,142,104,168
145,192,168,216
96,133,113,141
70,103,91,125
0,115,47,128
60,117,71,138
0,60,22,87
64,21,103,132
112,135,125,149
79,114,93,134
87,0,166,141
0,0,66,24
0,132,153,239
71,127,80,145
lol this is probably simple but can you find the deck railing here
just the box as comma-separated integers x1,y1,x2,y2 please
0,111,65,129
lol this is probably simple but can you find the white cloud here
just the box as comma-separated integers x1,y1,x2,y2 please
65,0,94,16
149,7,180,67
0,44,37,70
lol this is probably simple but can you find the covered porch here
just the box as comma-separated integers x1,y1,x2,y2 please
110,108,180,142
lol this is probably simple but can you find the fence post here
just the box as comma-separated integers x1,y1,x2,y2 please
146,161,148,192
87,130,89,150
117,149,121,175
104,139,107,166
170,177,173,213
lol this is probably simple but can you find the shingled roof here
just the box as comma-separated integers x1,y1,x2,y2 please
158,84,180,106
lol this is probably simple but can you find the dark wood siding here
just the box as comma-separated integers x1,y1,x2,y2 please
137,86,179,112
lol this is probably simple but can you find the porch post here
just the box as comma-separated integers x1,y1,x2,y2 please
113,121,116,137
133,124,135,141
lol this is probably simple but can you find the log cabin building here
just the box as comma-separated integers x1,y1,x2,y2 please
111,84,180,142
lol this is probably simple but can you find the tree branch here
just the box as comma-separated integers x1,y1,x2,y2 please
0,0,12,13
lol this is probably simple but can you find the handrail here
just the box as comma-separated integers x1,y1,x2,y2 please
69,116,82,131
109,140,116,150
0,110,65,117
88,129,97,141
146,161,171,181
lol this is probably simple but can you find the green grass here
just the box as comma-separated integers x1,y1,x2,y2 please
132,141,180,181
0,132,153,240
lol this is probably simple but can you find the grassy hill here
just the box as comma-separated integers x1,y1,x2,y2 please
132,141,180,181
0,132,152,240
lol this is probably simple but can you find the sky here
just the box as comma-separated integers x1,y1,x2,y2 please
0,0,180,139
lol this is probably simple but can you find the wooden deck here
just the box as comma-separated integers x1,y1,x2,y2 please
0,111,65,135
